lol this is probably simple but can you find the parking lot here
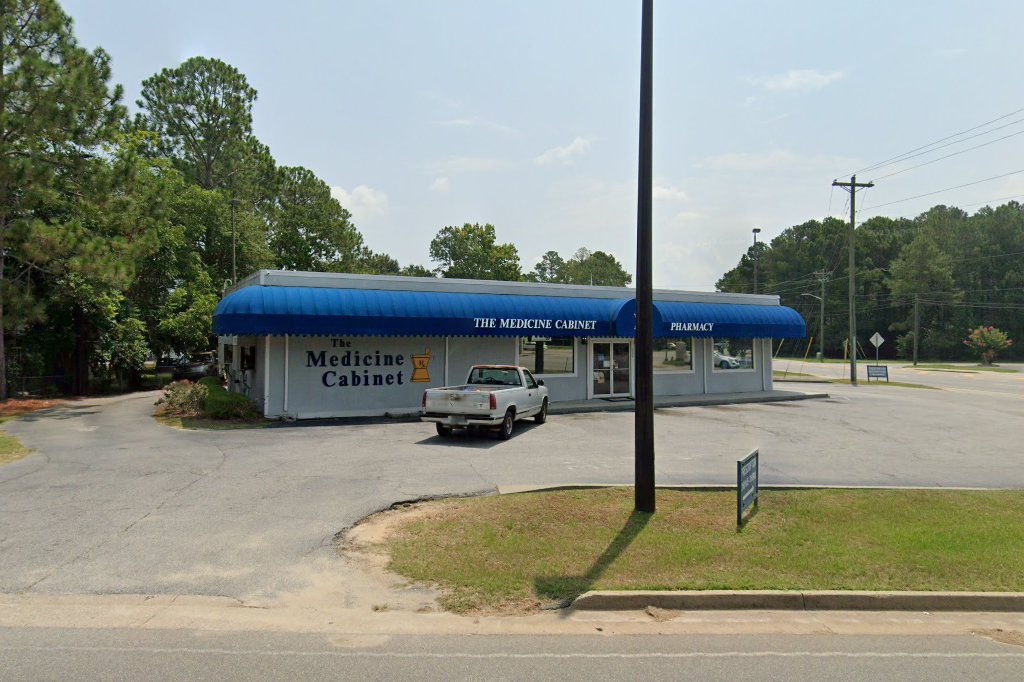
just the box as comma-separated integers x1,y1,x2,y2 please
0,365,1021,604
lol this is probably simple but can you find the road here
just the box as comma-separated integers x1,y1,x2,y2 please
1,369,1022,679
2,627,1023,681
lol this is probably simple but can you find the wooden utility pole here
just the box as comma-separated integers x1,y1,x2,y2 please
817,272,826,362
634,0,655,513
832,175,873,385
913,293,920,366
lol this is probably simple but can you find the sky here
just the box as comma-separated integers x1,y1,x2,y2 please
63,1,1024,290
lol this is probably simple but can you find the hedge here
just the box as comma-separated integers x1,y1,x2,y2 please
199,377,260,419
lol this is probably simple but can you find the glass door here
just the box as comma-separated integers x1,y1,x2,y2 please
591,341,632,397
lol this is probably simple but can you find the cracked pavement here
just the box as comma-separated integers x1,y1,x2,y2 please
0,372,1021,604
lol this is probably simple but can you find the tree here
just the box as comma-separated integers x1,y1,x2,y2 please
527,251,565,283
270,166,364,272
136,56,257,191
561,248,632,286
0,0,127,398
428,223,521,280
963,326,1013,365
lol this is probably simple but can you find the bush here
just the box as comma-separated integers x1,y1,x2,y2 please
963,326,1014,365
155,380,209,417
203,380,260,420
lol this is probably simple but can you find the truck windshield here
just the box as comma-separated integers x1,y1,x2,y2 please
469,368,522,386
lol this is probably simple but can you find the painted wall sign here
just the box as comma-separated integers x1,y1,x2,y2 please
304,339,431,388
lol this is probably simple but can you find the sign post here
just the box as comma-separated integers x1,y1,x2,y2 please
869,332,884,363
867,333,887,383
737,449,759,528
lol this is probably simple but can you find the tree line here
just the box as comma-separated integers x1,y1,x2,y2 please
716,204,1024,361
0,0,630,398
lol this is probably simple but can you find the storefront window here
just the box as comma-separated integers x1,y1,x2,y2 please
712,338,755,371
519,337,575,375
653,338,692,372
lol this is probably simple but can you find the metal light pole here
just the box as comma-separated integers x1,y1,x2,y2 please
634,0,655,514
230,198,241,285
802,291,825,362
752,228,761,294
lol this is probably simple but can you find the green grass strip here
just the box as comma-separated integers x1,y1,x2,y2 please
383,488,1024,613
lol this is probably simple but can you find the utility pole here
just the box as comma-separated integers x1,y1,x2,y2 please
832,175,873,385
633,0,655,514
913,293,919,366
230,198,241,285
817,272,826,362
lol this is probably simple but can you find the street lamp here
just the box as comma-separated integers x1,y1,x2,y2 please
751,228,762,294
801,292,825,362
230,199,241,285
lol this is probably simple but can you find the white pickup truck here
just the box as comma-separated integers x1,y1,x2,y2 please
420,365,549,439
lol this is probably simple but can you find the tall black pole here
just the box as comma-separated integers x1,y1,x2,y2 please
634,0,655,514
231,200,237,285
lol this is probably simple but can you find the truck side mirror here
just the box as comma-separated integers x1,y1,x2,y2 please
537,379,545,386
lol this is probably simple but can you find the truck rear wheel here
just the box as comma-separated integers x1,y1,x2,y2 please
436,423,453,437
499,409,515,440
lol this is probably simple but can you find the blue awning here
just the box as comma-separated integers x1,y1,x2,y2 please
213,286,636,338
652,301,806,339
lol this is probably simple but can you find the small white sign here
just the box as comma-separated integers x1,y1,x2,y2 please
869,332,885,348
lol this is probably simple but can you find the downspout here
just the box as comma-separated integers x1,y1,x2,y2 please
263,336,271,417
283,334,290,414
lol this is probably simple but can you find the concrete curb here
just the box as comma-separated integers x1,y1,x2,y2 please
571,590,1024,612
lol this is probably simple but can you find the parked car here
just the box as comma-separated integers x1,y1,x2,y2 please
421,365,549,440
713,350,741,369
171,352,218,381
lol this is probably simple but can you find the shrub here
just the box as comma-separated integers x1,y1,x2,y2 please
156,380,208,417
203,381,260,420
963,326,1014,365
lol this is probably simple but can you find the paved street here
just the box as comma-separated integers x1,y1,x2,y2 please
1,366,1021,603
1,368,1022,679
2,627,1024,681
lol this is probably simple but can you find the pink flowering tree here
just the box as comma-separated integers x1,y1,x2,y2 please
963,326,1013,366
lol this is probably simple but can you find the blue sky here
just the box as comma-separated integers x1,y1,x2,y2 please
65,1,1024,289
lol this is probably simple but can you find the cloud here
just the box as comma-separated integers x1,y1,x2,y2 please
429,177,450,193
438,117,517,136
331,185,389,215
430,157,512,174
653,185,688,202
535,137,592,165
748,69,845,92
699,148,857,174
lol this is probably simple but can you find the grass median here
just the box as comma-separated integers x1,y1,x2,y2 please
381,487,1024,614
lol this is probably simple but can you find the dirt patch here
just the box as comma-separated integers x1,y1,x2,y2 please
0,398,62,417
976,628,1024,648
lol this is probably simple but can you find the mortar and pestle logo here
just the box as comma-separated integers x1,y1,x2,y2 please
411,347,431,382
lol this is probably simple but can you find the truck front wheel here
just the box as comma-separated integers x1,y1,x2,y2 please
534,399,548,424
499,409,515,440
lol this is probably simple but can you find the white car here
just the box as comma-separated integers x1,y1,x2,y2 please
421,365,549,440
713,350,741,369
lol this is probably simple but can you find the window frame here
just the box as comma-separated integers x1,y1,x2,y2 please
710,337,757,373
516,336,578,378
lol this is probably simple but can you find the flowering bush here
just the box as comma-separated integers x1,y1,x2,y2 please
155,380,209,417
963,326,1013,365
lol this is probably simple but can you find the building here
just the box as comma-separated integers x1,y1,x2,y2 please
212,270,806,419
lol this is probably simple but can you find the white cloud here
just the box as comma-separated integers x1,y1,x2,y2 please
653,185,688,202
429,177,450,193
430,156,511,174
699,149,857,174
535,137,592,165
331,185,389,215
438,117,517,136
748,69,845,92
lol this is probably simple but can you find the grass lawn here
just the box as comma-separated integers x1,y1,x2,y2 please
828,378,938,390
904,364,1018,374
0,398,58,466
382,487,1024,614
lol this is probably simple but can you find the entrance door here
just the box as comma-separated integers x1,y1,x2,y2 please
591,341,632,397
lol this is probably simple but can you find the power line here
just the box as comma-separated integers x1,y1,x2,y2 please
861,168,1024,213
869,127,1024,182
843,105,1024,177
